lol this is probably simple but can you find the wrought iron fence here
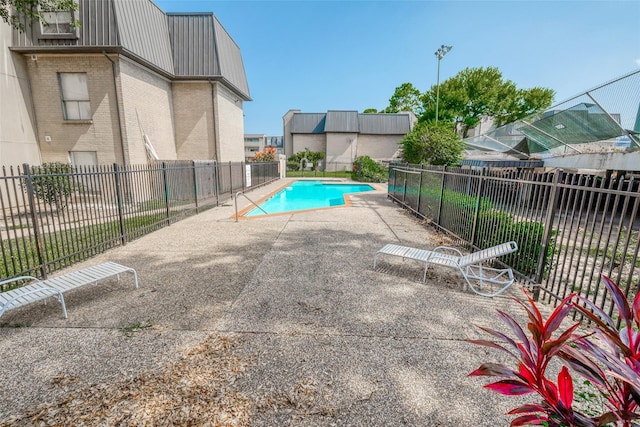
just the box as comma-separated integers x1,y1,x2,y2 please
389,164,640,314
0,160,279,283
286,161,355,178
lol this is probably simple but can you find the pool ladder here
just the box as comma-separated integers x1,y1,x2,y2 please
234,191,268,221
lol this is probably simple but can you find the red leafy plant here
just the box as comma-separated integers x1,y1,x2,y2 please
468,274,640,426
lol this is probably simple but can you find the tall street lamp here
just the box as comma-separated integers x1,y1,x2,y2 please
434,44,452,124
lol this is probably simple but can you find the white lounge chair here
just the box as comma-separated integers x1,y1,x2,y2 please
374,241,518,297
0,262,139,319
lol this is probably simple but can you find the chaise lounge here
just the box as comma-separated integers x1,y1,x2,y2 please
0,262,139,319
374,241,518,297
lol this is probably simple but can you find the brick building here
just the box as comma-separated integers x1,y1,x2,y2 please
1,0,250,167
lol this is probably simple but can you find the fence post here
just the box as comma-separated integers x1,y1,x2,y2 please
470,168,486,248
113,163,127,245
192,161,199,213
242,161,246,191
533,169,563,300
22,163,47,278
229,161,233,194
214,161,220,207
436,166,446,226
162,162,170,224
416,168,423,214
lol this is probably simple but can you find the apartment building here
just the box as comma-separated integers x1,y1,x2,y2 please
1,0,250,167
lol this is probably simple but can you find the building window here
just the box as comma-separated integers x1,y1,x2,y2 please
41,10,74,35
58,73,91,120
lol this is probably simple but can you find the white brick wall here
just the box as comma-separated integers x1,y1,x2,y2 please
119,57,177,164
214,83,244,162
173,82,215,160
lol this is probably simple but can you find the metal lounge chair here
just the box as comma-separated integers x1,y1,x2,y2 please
0,262,139,319
374,241,518,297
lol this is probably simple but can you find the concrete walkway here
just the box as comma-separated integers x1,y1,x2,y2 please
0,179,530,425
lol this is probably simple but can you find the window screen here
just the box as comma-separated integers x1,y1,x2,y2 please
41,11,74,34
59,73,91,120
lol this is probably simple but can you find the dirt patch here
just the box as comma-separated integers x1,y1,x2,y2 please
2,335,252,426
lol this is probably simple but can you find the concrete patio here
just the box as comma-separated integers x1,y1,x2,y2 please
0,179,533,426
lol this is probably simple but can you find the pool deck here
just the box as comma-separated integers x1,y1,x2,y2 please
0,178,533,425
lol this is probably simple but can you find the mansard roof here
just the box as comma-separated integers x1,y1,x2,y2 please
10,0,250,100
291,111,413,135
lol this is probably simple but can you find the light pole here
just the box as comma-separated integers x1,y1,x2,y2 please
434,45,452,124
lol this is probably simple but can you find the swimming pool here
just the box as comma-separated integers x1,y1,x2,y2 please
245,180,375,217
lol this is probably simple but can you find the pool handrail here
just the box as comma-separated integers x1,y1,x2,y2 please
234,191,268,221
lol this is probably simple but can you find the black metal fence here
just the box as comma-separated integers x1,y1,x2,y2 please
0,161,279,283
286,161,354,177
388,164,640,312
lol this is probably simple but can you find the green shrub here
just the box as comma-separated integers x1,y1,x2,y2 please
351,156,388,183
26,162,78,209
475,209,554,277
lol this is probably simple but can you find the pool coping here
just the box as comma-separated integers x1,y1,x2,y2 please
233,178,385,220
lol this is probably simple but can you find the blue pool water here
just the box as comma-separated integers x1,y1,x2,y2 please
245,180,375,217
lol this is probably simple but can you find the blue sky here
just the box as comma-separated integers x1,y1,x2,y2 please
156,0,640,136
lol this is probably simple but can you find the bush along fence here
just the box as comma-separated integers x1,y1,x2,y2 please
388,163,640,312
0,160,279,284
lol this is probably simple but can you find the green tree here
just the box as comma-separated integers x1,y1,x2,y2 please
400,121,464,166
1,0,78,31
288,148,325,171
385,82,423,115
420,67,555,136
362,108,378,114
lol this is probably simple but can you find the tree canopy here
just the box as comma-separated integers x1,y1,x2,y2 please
1,0,77,31
383,67,555,138
399,121,464,166
419,67,554,136
384,82,423,115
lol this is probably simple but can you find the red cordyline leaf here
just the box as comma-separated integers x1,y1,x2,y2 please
510,414,547,425
543,377,559,405
518,363,536,384
466,339,518,360
497,309,532,353
541,323,582,358
507,403,547,415
559,348,608,388
543,295,575,340
601,274,632,327
528,321,543,349
516,342,536,370
485,379,535,396
633,290,640,326
517,290,544,325
473,323,521,354
574,295,616,329
469,363,516,378
558,366,574,408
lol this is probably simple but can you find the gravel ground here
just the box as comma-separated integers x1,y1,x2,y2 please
0,180,536,426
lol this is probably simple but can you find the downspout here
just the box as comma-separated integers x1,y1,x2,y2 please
210,80,221,161
103,52,127,165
